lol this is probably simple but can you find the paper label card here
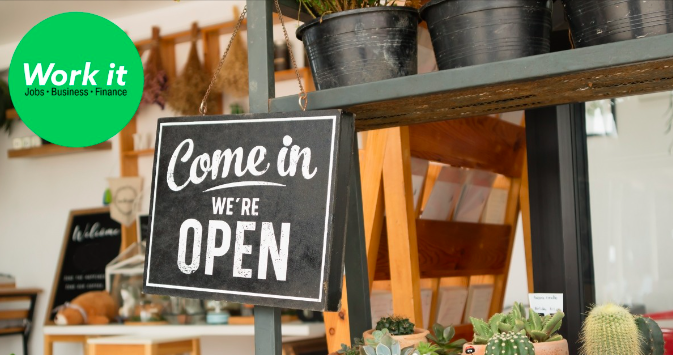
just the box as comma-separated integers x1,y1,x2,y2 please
528,293,564,315
143,110,354,311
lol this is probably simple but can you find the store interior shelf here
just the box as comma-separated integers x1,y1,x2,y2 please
269,33,673,131
7,141,112,159
43,322,325,338
5,109,18,120
122,148,155,157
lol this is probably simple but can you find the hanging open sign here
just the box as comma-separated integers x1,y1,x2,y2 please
143,110,354,311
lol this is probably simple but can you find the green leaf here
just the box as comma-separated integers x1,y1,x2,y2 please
469,317,492,338
542,311,564,336
530,330,548,342
498,322,513,332
432,324,445,341
546,334,563,342
443,326,455,342
529,309,543,330
363,346,377,355
448,339,467,347
377,344,391,355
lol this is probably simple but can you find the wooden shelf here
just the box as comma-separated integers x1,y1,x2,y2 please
5,109,18,120
375,220,512,280
122,148,155,157
270,33,673,131
7,141,112,159
275,67,311,82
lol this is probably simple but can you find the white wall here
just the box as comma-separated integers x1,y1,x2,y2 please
587,92,673,313
0,2,309,354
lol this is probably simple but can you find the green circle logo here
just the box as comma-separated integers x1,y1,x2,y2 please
9,12,143,147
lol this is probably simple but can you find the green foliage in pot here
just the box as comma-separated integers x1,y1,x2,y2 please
525,309,564,343
297,0,420,18
361,331,417,355
579,303,641,355
426,323,467,355
337,343,361,355
485,332,535,355
376,316,415,336
415,342,441,355
636,316,665,355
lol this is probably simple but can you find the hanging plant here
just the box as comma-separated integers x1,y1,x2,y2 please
0,80,14,134
141,27,168,109
166,23,216,115
217,11,249,98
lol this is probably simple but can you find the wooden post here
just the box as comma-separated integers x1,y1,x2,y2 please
381,127,423,323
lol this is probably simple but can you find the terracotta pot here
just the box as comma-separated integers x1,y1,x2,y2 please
533,339,569,355
363,328,430,349
463,340,569,355
462,343,486,355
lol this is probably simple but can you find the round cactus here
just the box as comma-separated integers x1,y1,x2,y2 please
636,317,665,355
485,331,535,355
579,303,641,355
376,316,415,336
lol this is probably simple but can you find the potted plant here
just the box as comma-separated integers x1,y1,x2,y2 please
562,0,673,48
334,335,443,355
296,0,420,90
419,0,553,70
580,303,665,355
364,316,430,349
426,323,467,355
462,303,569,355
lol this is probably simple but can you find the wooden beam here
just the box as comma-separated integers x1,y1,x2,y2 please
375,220,512,280
324,277,350,353
203,27,223,114
381,126,423,323
409,116,526,178
360,130,388,290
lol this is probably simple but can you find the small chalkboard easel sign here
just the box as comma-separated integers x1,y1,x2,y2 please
45,207,122,324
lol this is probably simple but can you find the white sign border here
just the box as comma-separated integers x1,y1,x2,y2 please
145,115,338,303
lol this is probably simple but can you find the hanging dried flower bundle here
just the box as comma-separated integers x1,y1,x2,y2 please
141,27,168,109
217,14,249,98
166,23,217,115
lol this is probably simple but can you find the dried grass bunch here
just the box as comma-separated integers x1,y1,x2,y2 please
141,27,169,109
217,22,249,98
166,23,217,115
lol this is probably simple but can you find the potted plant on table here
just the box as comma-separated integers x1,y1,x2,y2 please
335,333,443,355
364,316,430,349
426,323,467,355
462,302,569,355
296,0,420,90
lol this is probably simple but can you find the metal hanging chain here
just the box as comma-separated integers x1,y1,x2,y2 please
200,6,248,115
200,2,308,115
274,0,308,111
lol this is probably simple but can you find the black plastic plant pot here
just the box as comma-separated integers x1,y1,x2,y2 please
297,7,419,90
563,0,673,48
420,0,553,70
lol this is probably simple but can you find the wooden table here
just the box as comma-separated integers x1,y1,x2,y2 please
88,335,199,355
43,322,325,355
0,288,42,355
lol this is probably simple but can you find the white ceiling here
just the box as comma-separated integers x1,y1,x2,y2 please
0,1,179,46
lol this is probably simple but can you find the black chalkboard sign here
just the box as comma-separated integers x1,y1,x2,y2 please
137,214,150,242
143,110,354,311
46,207,121,322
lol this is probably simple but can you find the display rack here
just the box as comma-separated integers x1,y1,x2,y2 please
7,141,112,159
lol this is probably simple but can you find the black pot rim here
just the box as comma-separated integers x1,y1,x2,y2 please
419,0,449,17
296,6,420,40
419,0,552,18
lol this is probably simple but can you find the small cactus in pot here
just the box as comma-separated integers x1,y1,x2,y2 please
485,332,535,355
365,316,430,349
378,316,416,336
525,309,564,343
579,303,641,355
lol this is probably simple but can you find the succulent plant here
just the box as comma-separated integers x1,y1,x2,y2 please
416,342,441,355
636,316,665,355
485,332,535,355
361,332,417,355
579,303,641,355
426,323,467,355
525,309,564,342
376,316,416,336
338,343,361,355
